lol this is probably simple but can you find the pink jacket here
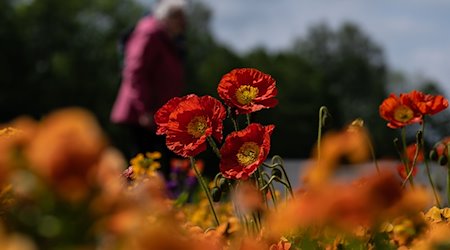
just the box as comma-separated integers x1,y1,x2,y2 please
111,16,185,127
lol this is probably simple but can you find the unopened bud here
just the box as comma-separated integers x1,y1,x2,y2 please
211,187,222,202
218,178,229,192
416,131,423,142
438,155,448,166
393,138,402,152
271,168,282,178
429,149,438,162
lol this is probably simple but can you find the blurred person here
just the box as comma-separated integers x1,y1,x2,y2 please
111,0,187,163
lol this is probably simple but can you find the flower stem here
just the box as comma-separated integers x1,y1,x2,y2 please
190,157,220,226
207,136,222,159
256,168,268,209
246,113,251,126
401,133,421,188
272,156,294,198
317,106,328,161
401,127,414,188
366,135,380,174
230,114,239,131
421,120,441,207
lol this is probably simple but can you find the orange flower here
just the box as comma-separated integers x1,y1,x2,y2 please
26,108,106,202
217,68,278,114
408,90,448,115
379,93,422,129
219,123,274,180
267,171,429,237
0,118,36,188
159,95,226,157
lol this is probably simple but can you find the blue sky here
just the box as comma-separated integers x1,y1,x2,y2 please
142,0,450,96
135,0,447,181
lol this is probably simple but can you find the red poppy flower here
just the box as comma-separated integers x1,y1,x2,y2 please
379,93,422,129
154,95,191,135
217,68,278,114
408,90,448,115
219,123,274,180
397,163,417,181
164,95,226,157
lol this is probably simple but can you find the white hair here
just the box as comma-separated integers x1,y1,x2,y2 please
153,0,187,20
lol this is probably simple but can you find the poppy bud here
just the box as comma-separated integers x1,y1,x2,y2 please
429,149,438,162
438,155,448,166
416,131,423,142
211,187,222,202
218,178,229,192
271,168,282,179
322,113,332,128
393,138,402,152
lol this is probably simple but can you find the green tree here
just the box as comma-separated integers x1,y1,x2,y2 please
0,0,143,126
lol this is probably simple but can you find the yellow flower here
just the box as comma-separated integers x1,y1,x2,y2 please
0,127,22,139
129,152,161,179
424,206,450,223
146,151,162,160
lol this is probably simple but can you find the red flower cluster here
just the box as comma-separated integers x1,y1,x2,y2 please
155,68,278,180
154,94,226,157
218,68,278,114
219,123,274,180
379,90,448,129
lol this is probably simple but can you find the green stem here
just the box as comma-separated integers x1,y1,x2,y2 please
401,127,415,188
367,135,380,174
317,106,328,161
256,168,268,209
268,181,278,210
261,172,278,210
275,176,294,198
207,136,222,159
401,138,421,188
272,156,294,198
246,113,251,126
421,120,441,207
190,157,220,226
230,115,239,131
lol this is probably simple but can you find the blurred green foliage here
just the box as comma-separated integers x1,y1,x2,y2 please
0,0,447,159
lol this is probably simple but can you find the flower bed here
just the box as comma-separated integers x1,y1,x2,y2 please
0,68,449,249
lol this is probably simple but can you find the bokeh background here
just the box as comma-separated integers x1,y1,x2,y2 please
1,0,449,160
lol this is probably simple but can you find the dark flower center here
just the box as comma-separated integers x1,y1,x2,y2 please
237,142,260,166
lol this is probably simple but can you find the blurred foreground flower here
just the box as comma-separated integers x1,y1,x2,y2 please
267,171,430,238
25,108,106,202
